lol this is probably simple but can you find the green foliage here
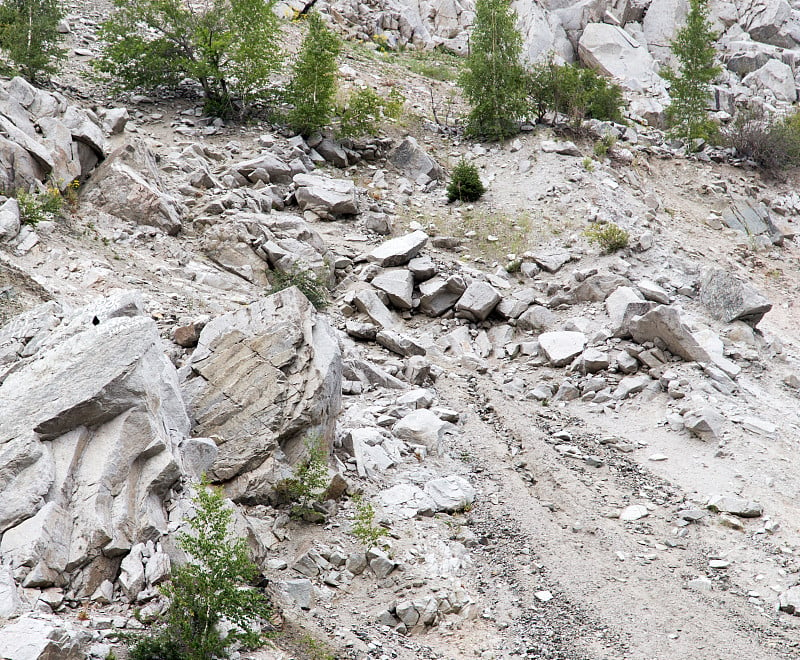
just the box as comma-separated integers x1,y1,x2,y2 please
286,12,340,137
277,434,330,517
662,0,721,142
581,156,595,172
95,0,281,118
446,159,486,203
337,87,404,137
130,480,272,660
459,0,527,140
527,58,624,125
593,134,616,158
268,265,329,310
723,106,800,170
295,634,337,660
350,494,389,549
13,185,64,226
584,222,629,253
0,0,65,83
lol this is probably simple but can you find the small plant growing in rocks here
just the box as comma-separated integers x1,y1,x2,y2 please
277,434,330,520
350,494,389,548
129,479,272,660
593,134,616,158
268,265,328,310
14,185,64,226
337,87,404,138
583,222,630,254
447,159,486,203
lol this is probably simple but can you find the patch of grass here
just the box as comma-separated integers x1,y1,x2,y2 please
582,156,595,172
294,633,337,660
593,134,616,158
433,210,532,263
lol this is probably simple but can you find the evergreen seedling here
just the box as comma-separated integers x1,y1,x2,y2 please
447,160,486,203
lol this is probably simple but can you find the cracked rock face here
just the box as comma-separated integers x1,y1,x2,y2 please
181,286,342,503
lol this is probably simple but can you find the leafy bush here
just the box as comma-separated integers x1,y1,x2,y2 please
14,185,64,226
459,0,527,140
0,0,65,82
447,159,486,203
268,265,329,310
350,494,389,549
723,106,800,170
130,481,272,660
584,222,629,253
95,0,281,118
337,87,404,137
277,434,330,518
593,134,616,158
662,0,720,142
286,12,340,137
527,58,624,125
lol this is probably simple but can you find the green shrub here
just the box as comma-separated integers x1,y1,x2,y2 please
95,0,281,118
268,265,329,310
0,0,65,83
277,434,330,518
447,159,486,203
337,87,404,137
459,0,527,140
724,106,800,170
593,134,616,158
130,480,272,660
350,494,389,548
14,185,64,226
527,58,624,125
286,13,340,137
584,222,629,253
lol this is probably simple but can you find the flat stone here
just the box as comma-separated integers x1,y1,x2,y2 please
707,495,763,518
455,281,502,322
538,331,587,367
698,268,772,327
619,504,649,521
368,230,429,267
376,330,426,357
423,475,476,512
372,269,414,309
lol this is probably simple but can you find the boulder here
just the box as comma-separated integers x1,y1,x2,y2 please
455,281,501,322
0,564,22,618
371,269,414,309
419,275,466,316
379,483,437,519
235,153,292,183
683,407,724,440
0,296,188,585
743,59,797,102
0,197,21,243
721,199,784,245
628,305,711,362
0,615,88,659
368,230,429,267
578,23,666,94
517,304,556,332
538,331,587,367
423,475,476,512
571,274,631,302
388,136,444,183
182,287,341,502
81,140,183,235
392,409,455,454
707,495,763,518
698,268,772,327
642,0,688,64
376,329,426,357
743,0,791,46
354,288,401,329
293,173,358,218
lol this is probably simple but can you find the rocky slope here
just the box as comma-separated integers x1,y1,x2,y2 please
5,3,800,660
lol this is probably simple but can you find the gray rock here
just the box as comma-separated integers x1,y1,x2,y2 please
369,550,396,579
424,475,476,512
517,304,556,332
368,230,429,267
780,586,800,615
393,409,455,454
293,173,358,218
0,197,21,242
315,138,348,168
280,578,315,609
531,250,572,273
345,552,367,575
577,348,610,373
629,305,710,362
345,428,395,479
619,504,649,521
721,199,784,245
81,140,183,235
572,274,631,302
419,275,466,316
0,614,88,659
119,544,146,600
698,268,772,327
637,279,670,304
235,153,292,183
614,374,651,399
541,140,581,156
376,329,426,357
388,137,444,182
408,255,437,281
183,288,341,501
538,331,587,367
354,289,401,330
372,269,414,309
99,107,129,135
455,281,501,322
396,600,420,627
707,495,763,518
145,551,171,586
379,483,436,519
346,320,379,341
179,437,219,482
743,59,797,102
0,564,22,618
683,407,724,440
